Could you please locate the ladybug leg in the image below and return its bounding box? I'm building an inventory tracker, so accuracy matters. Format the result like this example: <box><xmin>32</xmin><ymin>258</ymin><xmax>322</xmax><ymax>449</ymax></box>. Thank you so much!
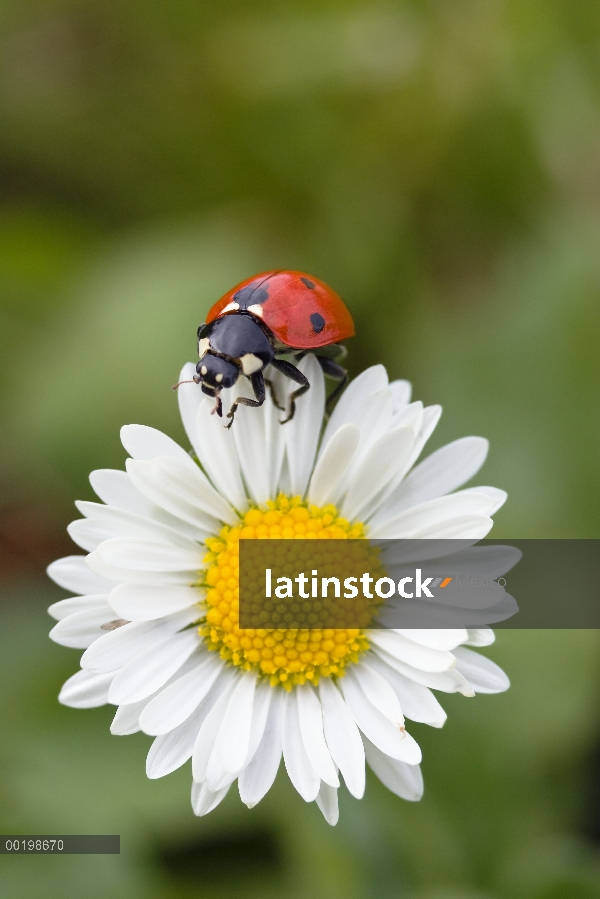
<box><xmin>315</xmin><ymin>355</ymin><xmax>348</xmax><ymax>410</ymax></box>
<box><xmin>263</xmin><ymin>377</ymin><xmax>286</xmax><ymax>412</ymax></box>
<box><xmin>225</xmin><ymin>372</ymin><xmax>266</xmax><ymax>429</ymax></box>
<box><xmin>269</xmin><ymin>358</ymin><xmax>310</xmax><ymax>424</ymax></box>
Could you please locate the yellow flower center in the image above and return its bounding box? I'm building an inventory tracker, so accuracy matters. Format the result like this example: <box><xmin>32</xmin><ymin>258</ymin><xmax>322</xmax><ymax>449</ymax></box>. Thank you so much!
<box><xmin>197</xmin><ymin>494</ymin><xmax>383</xmax><ymax>689</ymax></box>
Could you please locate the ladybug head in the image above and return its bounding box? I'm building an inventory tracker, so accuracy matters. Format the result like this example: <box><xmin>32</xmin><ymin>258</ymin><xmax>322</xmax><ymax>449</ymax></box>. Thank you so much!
<box><xmin>195</xmin><ymin>353</ymin><xmax>240</xmax><ymax>396</ymax></box>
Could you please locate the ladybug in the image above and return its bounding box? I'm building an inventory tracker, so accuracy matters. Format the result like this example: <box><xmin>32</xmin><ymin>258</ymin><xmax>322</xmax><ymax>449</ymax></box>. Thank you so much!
<box><xmin>183</xmin><ymin>270</ymin><xmax>355</xmax><ymax>427</ymax></box>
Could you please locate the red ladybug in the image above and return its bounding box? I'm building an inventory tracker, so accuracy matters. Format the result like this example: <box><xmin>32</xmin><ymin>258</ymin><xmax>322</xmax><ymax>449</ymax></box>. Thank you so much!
<box><xmin>187</xmin><ymin>270</ymin><xmax>355</xmax><ymax>427</ymax></box>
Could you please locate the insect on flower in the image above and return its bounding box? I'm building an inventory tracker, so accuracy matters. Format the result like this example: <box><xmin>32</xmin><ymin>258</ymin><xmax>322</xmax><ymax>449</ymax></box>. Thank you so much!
<box><xmin>175</xmin><ymin>270</ymin><xmax>355</xmax><ymax>427</ymax></box>
<box><xmin>48</xmin><ymin>361</ymin><xmax>511</xmax><ymax>825</ymax></box>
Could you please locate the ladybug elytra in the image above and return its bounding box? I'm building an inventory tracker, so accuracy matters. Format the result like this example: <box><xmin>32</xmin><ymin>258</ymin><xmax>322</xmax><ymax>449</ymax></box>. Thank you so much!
<box><xmin>182</xmin><ymin>270</ymin><xmax>355</xmax><ymax>427</ymax></box>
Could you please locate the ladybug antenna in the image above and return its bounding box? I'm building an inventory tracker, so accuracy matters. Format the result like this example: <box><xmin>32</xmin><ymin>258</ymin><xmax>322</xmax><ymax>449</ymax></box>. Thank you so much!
<box><xmin>171</xmin><ymin>376</ymin><xmax>201</xmax><ymax>391</ymax></box>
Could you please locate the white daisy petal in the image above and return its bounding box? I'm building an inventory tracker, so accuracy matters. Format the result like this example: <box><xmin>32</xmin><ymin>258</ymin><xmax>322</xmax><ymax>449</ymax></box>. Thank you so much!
<box><xmin>366</xmin><ymin>654</ymin><xmax>448</xmax><ymax>727</ymax></box>
<box><xmin>89</xmin><ymin>469</ymin><xmax>156</xmax><ymax>516</ymax></box>
<box><xmin>307</xmin><ymin>423</ymin><xmax>360</xmax><ymax>506</ymax></box>
<box><xmin>139</xmin><ymin>653</ymin><xmax>223</xmax><ymax>735</ymax></box>
<box><xmin>296</xmin><ymin>685</ymin><xmax>339</xmax><ymax>788</ymax></box>
<box><xmin>109</xmin><ymin>583</ymin><xmax>201</xmax><ymax>621</ymax></box>
<box><xmin>195</xmin><ymin>398</ymin><xmax>247</xmax><ymax>510</ymax></box>
<box><xmin>364</xmin><ymin>738</ymin><xmax>424</xmax><ymax>801</ymax></box>
<box><xmin>465</xmin><ymin>627</ymin><xmax>496</xmax><ymax>647</ymax></box>
<box><xmin>125</xmin><ymin>459</ymin><xmax>219</xmax><ymax>535</ymax></box>
<box><xmin>88</xmin><ymin>472</ymin><xmax>203</xmax><ymax>539</ymax></box>
<box><xmin>282</xmin><ymin>689</ymin><xmax>320</xmax><ymax>802</ymax></box>
<box><xmin>263</xmin><ymin>365</ymin><xmax>289</xmax><ymax>499</ymax></box>
<box><xmin>344</xmin><ymin>389</ymin><xmax>394</xmax><ymax>470</ymax></box>
<box><xmin>48</xmin><ymin>593</ymin><xmax>109</xmax><ymax>622</ymax></box>
<box><xmin>111</xmin><ymin>698</ymin><xmax>152</xmax><ymax>735</ymax></box>
<box><xmin>86</xmin><ymin>548</ymin><xmax>196</xmax><ymax>586</ymax></box>
<box><xmin>391</xmin><ymin>400</ymin><xmax>423</xmax><ymax>433</ymax></box>
<box><xmin>393</xmin><ymin>731</ymin><xmax>421</xmax><ymax>764</ymax></box>
<box><xmin>382</xmin><ymin>405</ymin><xmax>443</xmax><ymax>502</ymax></box>
<box><xmin>321</xmin><ymin>364</ymin><xmax>388</xmax><ymax>448</ymax></box>
<box><xmin>160</xmin><ymin>456</ymin><xmax>239</xmax><ymax>525</ymax></box>
<box><xmin>146</xmin><ymin>692</ymin><xmax>220</xmax><ymax>779</ymax></box>
<box><xmin>459</xmin><ymin>486</ymin><xmax>507</xmax><ymax>515</ymax></box>
<box><xmin>49</xmin><ymin>601</ymin><xmax>115</xmax><ymax>649</ymax></box>
<box><xmin>108</xmin><ymin>629</ymin><xmax>200</xmax><ymax>705</ymax></box>
<box><xmin>47</xmin><ymin>555</ymin><xmax>116</xmax><ymax>595</ymax></box>
<box><xmin>176</xmin><ymin>363</ymin><xmax>204</xmax><ymax>458</ymax></box>
<box><xmin>319</xmin><ymin>678</ymin><xmax>365</xmax><ymax>799</ymax></box>
<box><xmin>129</xmin><ymin>456</ymin><xmax>236</xmax><ymax>527</ymax></box>
<box><xmin>67</xmin><ymin>519</ymin><xmax>110</xmax><ymax>553</ymax></box>
<box><xmin>389</xmin><ymin>379</ymin><xmax>412</xmax><ymax>412</ymax></box>
<box><xmin>213</xmin><ymin>673</ymin><xmax>257</xmax><ymax>774</ymax></box>
<box><xmin>392</xmin><ymin>687</ymin><xmax>446</xmax><ymax>728</ymax></box>
<box><xmin>370</xmin><ymin>491</ymin><xmax>499</xmax><ymax>539</ymax></box>
<box><xmin>330</xmin><ymin>389</ymin><xmax>398</xmax><ymax>503</ymax></box>
<box><xmin>110</xmin><ymin>667</ymin><xmax>200</xmax><ymax>736</ymax></box>
<box><xmin>409</xmin><ymin>404</ymin><xmax>442</xmax><ymax>463</ymax></box>
<box><xmin>374</xmin><ymin>403</ymin><xmax>443</xmax><ymax>521</ymax></box>
<box><xmin>120</xmin><ymin>424</ymin><xmax>198</xmax><ymax>471</ymax></box>
<box><xmin>347</xmin><ymin>663</ymin><xmax>403</xmax><ymax>726</ymax></box>
<box><xmin>59</xmin><ymin>670</ymin><xmax>115</xmax><ymax>708</ymax></box>
<box><xmin>232</xmin><ymin>380</ymin><xmax>279</xmax><ymax>505</ymax></box>
<box><xmin>68</xmin><ymin>515</ymin><xmax>199</xmax><ymax>554</ymax></box>
<box><xmin>374</xmin><ymin>597</ymin><xmax>486</xmax><ymax>630</ymax></box>
<box><xmin>340</xmin><ymin>673</ymin><xmax>419</xmax><ymax>763</ymax></box>
<box><xmin>242</xmin><ymin>681</ymin><xmax>273</xmax><ymax>767</ymax></box>
<box><xmin>81</xmin><ymin>611</ymin><xmax>193</xmax><ymax>673</ymax></box>
<box><xmin>191</xmin><ymin>781</ymin><xmax>231</xmax><ymax>816</ymax></box>
<box><xmin>95</xmin><ymin>537</ymin><xmax>201</xmax><ymax>574</ymax></box>
<box><xmin>340</xmin><ymin>426</ymin><xmax>414</xmax><ymax>522</ymax></box>
<box><xmin>315</xmin><ymin>781</ymin><xmax>339</xmax><ymax>826</ymax></box>
<box><xmin>192</xmin><ymin>675</ymin><xmax>238</xmax><ymax>783</ymax></box>
<box><xmin>391</xmin><ymin>629</ymin><xmax>468</xmax><ymax>652</ymax></box>
<box><xmin>392</xmin><ymin>514</ymin><xmax>494</xmax><ymax>540</ymax></box>
<box><xmin>277</xmin><ymin>454</ymin><xmax>293</xmax><ymax>495</ymax></box>
<box><xmin>372</xmin><ymin>645</ymin><xmax>474</xmax><ymax>696</ymax></box>
<box><xmin>463</xmin><ymin>544</ymin><xmax>521</xmax><ymax>577</ymax></box>
<box><xmin>453</xmin><ymin>646</ymin><xmax>510</xmax><ymax>693</ymax></box>
<box><xmin>285</xmin><ymin>354</ymin><xmax>326</xmax><ymax>497</ymax></box>
<box><xmin>73</xmin><ymin>503</ymin><xmax>201</xmax><ymax>550</ymax></box>
<box><xmin>228</xmin><ymin>378</ymin><xmax>269</xmax><ymax>503</ymax></box>
<box><xmin>368</xmin><ymin>631</ymin><xmax>455</xmax><ymax>673</ymax></box>
<box><xmin>205</xmin><ymin>754</ymin><xmax>239</xmax><ymax>793</ymax></box>
<box><xmin>379</xmin><ymin>437</ymin><xmax>489</xmax><ymax>518</ymax></box>
<box><xmin>382</xmin><ymin>543</ymin><xmax>520</xmax><ymax>578</ymax></box>
<box><xmin>238</xmin><ymin>690</ymin><xmax>284</xmax><ymax>808</ymax></box>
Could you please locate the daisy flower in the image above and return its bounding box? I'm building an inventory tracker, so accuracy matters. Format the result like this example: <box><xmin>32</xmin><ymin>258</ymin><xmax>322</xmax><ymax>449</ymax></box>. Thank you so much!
<box><xmin>48</xmin><ymin>358</ymin><xmax>510</xmax><ymax>824</ymax></box>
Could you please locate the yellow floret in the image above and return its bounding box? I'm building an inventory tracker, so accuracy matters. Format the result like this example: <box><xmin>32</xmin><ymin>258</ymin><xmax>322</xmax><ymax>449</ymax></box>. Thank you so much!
<box><xmin>197</xmin><ymin>494</ymin><xmax>379</xmax><ymax>688</ymax></box>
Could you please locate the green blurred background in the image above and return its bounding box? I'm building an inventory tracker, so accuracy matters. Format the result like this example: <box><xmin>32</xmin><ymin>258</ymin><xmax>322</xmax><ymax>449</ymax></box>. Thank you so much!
<box><xmin>1</xmin><ymin>1</ymin><xmax>599</xmax><ymax>896</ymax></box>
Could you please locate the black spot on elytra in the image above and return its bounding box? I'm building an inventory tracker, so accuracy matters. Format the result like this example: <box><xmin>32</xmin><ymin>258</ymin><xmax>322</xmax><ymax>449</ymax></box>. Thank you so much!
<box><xmin>300</xmin><ymin>277</ymin><xmax>316</xmax><ymax>289</ymax></box>
<box><xmin>233</xmin><ymin>285</ymin><xmax>269</xmax><ymax>308</ymax></box>
<box><xmin>310</xmin><ymin>312</ymin><xmax>326</xmax><ymax>333</ymax></box>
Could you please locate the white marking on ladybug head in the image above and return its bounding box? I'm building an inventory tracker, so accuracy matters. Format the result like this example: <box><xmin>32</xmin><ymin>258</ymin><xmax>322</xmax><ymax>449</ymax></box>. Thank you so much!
<box><xmin>240</xmin><ymin>353</ymin><xmax>264</xmax><ymax>375</ymax></box>
<box><xmin>221</xmin><ymin>301</ymin><xmax>240</xmax><ymax>314</ymax></box>
<box><xmin>200</xmin><ymin>365</ymin><xmax>208</xmax><ymax>376</ymax></box>
<box><xmin>215</xmin><ymin>373</ymin><xmax>223</xmax><ymax>382</ymax></box>
<box><xmin>198</xmin><ymin>337</ymin><xmax>210</xmax><ymax>358</ymax></box>
<box><xmin>247</xmin><ymin>303</ymin><xmax>264</xmax><ymax>318</ymax></box>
